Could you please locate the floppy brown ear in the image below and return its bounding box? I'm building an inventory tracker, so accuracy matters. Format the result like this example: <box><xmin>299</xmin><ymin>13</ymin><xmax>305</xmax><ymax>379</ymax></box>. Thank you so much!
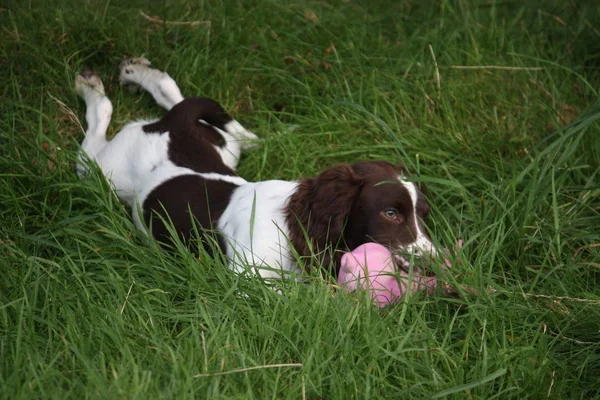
<box><xmin>286</xmin><ymin>163</ymin><xmax>364</xmax><ymax>260</ymax></box>
<box><xmin>309</xmin><ymin>163</ymin><xmax>364</xmax><ymax>236</ymax></box>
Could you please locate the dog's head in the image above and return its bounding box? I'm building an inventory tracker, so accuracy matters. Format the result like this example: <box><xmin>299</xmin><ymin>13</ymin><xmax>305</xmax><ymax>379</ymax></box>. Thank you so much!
<box><xmin>343</xmin><ymin>161</ymin><xmax>436</xmax><ymax>271</ymax></box>
<box><xmin>287</xmin><ymin>161</ymin><xmax>437</xmax><ymax>272</ymax></box>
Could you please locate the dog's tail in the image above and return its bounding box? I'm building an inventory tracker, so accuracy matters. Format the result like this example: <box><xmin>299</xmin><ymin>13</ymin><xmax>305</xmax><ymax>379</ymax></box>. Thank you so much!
<box><xmin>178</xmin><ymin>97</ymin><xmax>233</xmax><ymax>132</ymax></box>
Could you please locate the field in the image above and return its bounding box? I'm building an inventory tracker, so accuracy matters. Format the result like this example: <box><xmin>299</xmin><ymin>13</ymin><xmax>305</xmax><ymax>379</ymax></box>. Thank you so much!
<box><xmin>1</xmin><ymin>0</ymin><xmax>599</xmax><ymax>398</ymax></box>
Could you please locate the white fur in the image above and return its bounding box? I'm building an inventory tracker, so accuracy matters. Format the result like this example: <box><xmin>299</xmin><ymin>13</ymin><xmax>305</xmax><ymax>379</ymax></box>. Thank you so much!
<box><xmin>218</xmin><ymin>180</ymin><xmax>302</xmax><ymax>279</ymax></box>
<box><xmin>202</xmin><ymin>122</ymin><xmax>259</xmax><ymax>170</ymax></box>
<box><xmin>119</xmin><ymin>58</ymin><xmax>258</xmax><ymax>171</ymax></box>
<box><xmin>76</xmin><ymin>65</ymin><xmax>293</xmax><ymax>279</ymax></box>
<box><xmin>75</xmin><ymin>74</ymin><xmax>112</xmax><ymax>177</ymax></box>
<box><xmin>399</xmin><ymin>178</ymin><xmax>437</xmax><ymax>257</ymax></box>
<box><xmin>208</xmin><ymin>124</ymin><xmax>243</xmax><ymax>170</ymax></box>
<box><xmin>224</xmin><ymin>120</ymin><xmax>260</xmax><ymax>150</ymax></box>
<box><xmin>119</xmin><ymin>57</ymin><xmax>184</xmax><ymax>110</ymax></box>
<box><xmin>76</xmin><ymin>60</ymin><xmax>257</xmax><ymax>196</ymax></box>
<box><xmin>76</xmin><ymin>60</ymin><xmax>436</xmax><ymax>281</ymax></box>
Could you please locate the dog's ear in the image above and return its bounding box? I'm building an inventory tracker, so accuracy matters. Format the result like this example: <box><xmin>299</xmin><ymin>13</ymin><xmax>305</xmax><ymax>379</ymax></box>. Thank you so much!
<box><xmin>286</xmin><ymin>164</ymin><xmax>364</xmax><ymax>267</ymax></box>
<box><xmin>306</xmin><ymin>163</ymin><xmax>364</xmax><ymax>239</ymax></box>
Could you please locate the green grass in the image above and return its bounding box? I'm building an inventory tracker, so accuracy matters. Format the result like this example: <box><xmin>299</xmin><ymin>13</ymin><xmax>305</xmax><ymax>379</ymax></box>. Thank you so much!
<box><xmin>1</xmin><ymin>0</ymin><xmax>600</xmax><ymax>398</ymax></box>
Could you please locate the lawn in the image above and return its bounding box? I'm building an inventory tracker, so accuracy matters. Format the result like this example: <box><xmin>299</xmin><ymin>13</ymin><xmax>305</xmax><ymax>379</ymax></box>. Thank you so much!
<box><xmin>1</xmin><ymin>0</ymin><xmax>599</xmax><ymax>398</ymax></box>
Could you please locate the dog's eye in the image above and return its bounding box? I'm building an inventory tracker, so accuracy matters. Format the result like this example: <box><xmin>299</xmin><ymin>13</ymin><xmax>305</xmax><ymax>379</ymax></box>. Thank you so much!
<box><xmin>382</xmin><ymin>209</ymin><xmax>401</xmax><ymax>221</ymax></box>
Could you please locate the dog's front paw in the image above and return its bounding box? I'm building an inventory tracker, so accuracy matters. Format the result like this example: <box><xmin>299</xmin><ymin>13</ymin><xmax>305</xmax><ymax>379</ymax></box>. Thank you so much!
<box><xmin>119</xmin><ymin>57</ymin><xmax>152</xmax><ymax>92</ymax></box>
<box><xmin>119</xmin><ymin>57</ymin><xmax>151</xmax><ymax>71</ymax></box>
<box><xmin>75</xmin><ymin>70</ymin><xmax>105</xmax><ymax>98</ymax></box>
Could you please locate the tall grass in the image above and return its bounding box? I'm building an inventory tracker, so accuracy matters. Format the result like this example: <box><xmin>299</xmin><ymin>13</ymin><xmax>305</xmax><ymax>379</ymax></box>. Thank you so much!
<box><xmin>1</xmin><ymin>0</ymin><xmax>599</xmax><ymax>398</ymax></box>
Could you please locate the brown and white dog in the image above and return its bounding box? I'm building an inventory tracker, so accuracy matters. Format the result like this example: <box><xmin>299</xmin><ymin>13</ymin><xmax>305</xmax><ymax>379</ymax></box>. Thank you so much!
<box><xmin>75</xmin><ymin>58</ymin><xmax>436</xmax><ymax>279</ymax></box>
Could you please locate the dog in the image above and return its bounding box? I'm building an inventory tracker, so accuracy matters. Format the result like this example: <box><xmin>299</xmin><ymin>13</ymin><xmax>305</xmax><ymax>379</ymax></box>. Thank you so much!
<box><xmin>75</xmin><ymin>58</ymin><xmax>437</xmax><ymax>279</ymax></box>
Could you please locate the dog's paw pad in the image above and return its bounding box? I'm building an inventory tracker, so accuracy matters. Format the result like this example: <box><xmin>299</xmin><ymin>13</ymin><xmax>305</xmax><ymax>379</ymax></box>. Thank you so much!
<box><xmin>75</xmin><ymin>70</ymin><xmax>105</xmax><ymax>97</ymax></box>
<box><xmin>119</xmin><ymin>57</ymin><xmax>152</xmax><ymax>87</ymax></box>
<box><xmin>119</xmin><ymin>57</ymin><xmax>151</xmax><ymax>69</ymax></box>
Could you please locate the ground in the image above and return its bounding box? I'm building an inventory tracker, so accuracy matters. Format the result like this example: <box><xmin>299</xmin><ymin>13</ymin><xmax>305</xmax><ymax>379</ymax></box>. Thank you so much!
<box><xmin>1</xmin><ymin>0</ymin><xmax>599</xmax><ymax>398</ymax></box>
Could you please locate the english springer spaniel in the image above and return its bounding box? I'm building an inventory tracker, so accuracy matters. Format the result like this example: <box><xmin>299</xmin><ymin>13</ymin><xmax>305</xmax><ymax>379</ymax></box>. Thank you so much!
<box><xmin>75</xmin><ymin>58</ymin><xmax>436</xmax><ymax>279</ymax></box>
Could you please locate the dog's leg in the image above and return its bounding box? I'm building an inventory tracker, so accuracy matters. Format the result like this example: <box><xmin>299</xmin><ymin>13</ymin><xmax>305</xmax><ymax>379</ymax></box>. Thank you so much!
<box><xmin>75</xmin><ymin>70</ymin><xmax>113</xmax><ymax>177</ymax></box>
<box><xmin>119</xmin><ymin>57</ymin><xmax>260</xmax><ymax>166</ymax></box>
<box><xmin>210</xmin><ymin>121</ymin><xmax>260</xmax><ymax>170</ymax></box>
<box><xmin>222</xmin><ymin>119</ymin><xmax>260</xmax><ymax>151</ymax></box>
<box><xmin>119</xmin><ymin>57</ymin><xmax>184</xmax><ymax>110</ymax></box>
<box><xmin>119</xmin><ymin>58</ymin><xmax>259</xmax><ymax>145</ymax></box>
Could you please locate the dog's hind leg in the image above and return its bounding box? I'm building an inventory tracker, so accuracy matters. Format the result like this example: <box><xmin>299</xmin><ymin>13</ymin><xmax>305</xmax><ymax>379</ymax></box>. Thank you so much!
<box><xmin>119</xmin><ymin>57</ymin><xmax>259</xmax><ymax>163</ymax></box>
<box><xmin>119</xmin><ymin>57</ymin><xmax>184</xmax><ymax>110</ymax></box>
<box><xmin>75</xmin><ymin>70</ymin><xmax>113</xmax><ymax>177</ymax></box>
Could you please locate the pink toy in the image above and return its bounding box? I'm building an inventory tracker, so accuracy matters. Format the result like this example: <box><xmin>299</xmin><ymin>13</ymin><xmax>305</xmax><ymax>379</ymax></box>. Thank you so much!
<box><xmin>338</xmin><ymin>242</ymin><xmax>454</xmax><ymax>307</ymax></box>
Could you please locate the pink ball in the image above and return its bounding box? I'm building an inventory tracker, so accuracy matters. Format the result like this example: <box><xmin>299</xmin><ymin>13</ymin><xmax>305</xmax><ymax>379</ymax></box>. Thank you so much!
<box><xmin>338</xmin><ymin>243</ymin><xmax>440</xmax><ymax>307</ymax></box>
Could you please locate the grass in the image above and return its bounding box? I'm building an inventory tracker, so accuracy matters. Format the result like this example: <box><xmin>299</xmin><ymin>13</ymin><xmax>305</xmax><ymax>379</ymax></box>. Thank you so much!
<box><xmin>1</xmin><ymin>0</ymin><xmax>599</xmax><ymax>398</ymax></box>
